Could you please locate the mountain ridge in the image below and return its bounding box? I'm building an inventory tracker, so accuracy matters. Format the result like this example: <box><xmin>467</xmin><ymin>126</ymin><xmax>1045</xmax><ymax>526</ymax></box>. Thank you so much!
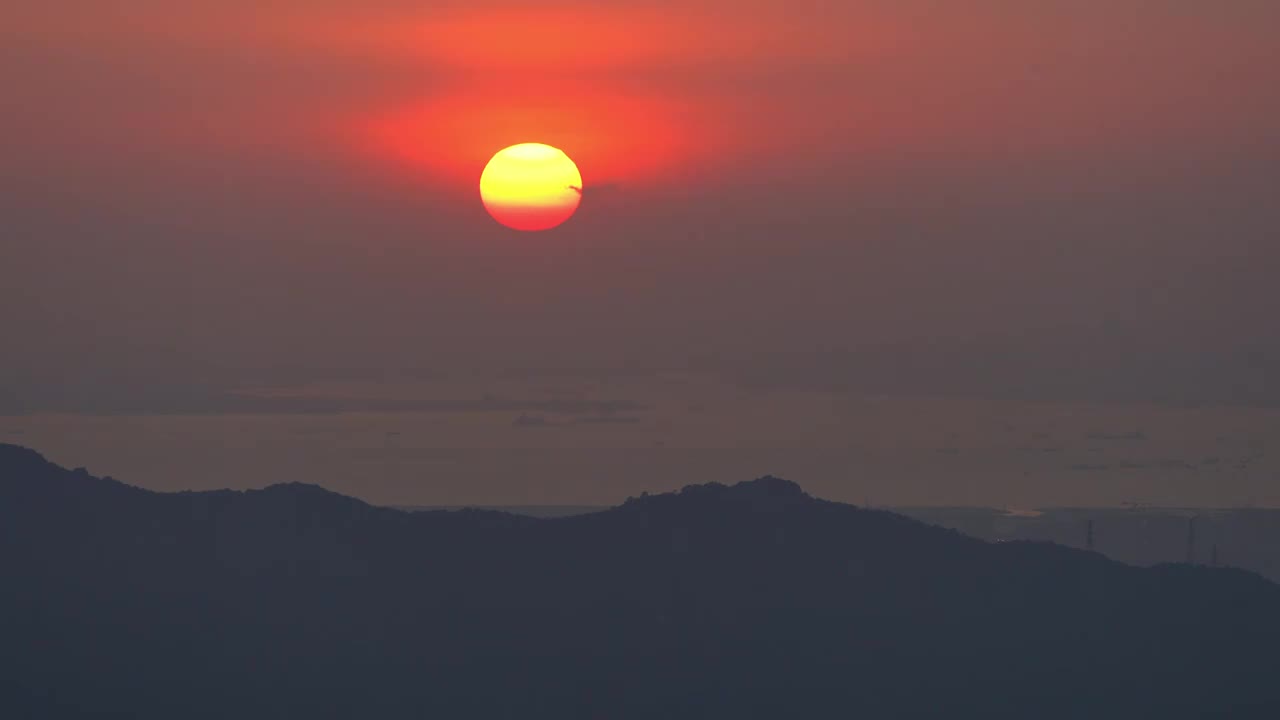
<box><xmin>2</xmin><ymin>443</ymin><xmax>1278</xmax><ymax>719</ymax></box>
<box><xmin>0</xmin><ymin>443</ymin><xmax>817</xmax><ymax>515</ymax></box>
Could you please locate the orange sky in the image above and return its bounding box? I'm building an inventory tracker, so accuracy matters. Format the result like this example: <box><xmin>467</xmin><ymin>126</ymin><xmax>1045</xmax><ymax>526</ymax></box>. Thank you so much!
<box><xmin>6</xmin><ymin>1</ymin><xmax>1277</xmax><ymax>192</ymax></box>
<box><xmin>3</xmin><ymin>0</ymin><xmax>1280</xmax><ymax>503</ymax></box>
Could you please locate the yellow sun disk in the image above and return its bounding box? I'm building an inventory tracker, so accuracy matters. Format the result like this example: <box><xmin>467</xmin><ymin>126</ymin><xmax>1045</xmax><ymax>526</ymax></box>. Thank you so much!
<box><xmin>480</xmin><ymin>144</ymin><xmax>582</xmax><ymax>231</ymax></box>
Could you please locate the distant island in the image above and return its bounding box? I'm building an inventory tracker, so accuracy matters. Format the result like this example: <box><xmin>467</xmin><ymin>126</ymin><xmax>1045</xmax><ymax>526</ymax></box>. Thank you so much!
<box><xmin>3</xmin><ymin>443</ymin><xmax>1278</xmax><ymax>719</ymax></box>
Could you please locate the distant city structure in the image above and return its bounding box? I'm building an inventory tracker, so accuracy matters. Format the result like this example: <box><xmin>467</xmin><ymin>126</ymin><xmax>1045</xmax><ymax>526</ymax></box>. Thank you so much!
<box><xmin>895</xmin><ymin>506</ymin><xmax>1280</xmax><ymax>582</ymax></box>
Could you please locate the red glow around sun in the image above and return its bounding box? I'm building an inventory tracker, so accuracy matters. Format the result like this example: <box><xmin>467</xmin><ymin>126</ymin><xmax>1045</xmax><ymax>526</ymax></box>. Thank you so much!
<box><xmin>358</xmin><ymin>85</ymin><xmax>692</xmax><ymax>192</ymax></box>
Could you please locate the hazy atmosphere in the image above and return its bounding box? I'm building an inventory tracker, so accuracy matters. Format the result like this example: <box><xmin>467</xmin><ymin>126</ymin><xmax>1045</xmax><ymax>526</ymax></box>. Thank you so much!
<box><xmin>7</xmin><ymin>4</ymin><xmax>1280</xmax><ymax>718</ymax></box>
<box><xmin>5</xmin><ymin>0</ymin><xmax>1279</xmax><ymax>506</ymax></box>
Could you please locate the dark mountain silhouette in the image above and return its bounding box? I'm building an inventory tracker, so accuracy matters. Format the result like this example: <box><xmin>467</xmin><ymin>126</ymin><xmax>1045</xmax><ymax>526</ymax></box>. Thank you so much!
<box><xmin>898</xmin><ymin>505</ymin><xmax>1280</xmax><ymax>582</ymax></box>
<box><xmin>2</xmin><ymin>443</ymin><xmax>1278</xmax><ymax>718</ymax></box>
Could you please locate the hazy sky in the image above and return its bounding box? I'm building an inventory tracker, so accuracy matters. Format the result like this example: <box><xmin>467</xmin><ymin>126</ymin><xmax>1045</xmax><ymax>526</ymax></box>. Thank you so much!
<box><xmin>3</xmin><ymin>1</ymin><xmax>1278</xmax><ymax>504</ymax></box>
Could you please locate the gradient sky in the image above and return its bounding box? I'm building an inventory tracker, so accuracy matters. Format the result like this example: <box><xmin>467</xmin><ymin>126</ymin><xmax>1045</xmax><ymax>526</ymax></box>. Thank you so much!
<box><xmin>3</xmin><ymin>1</ymin><xmax>1279</xmax><ymax>505</ymax></box>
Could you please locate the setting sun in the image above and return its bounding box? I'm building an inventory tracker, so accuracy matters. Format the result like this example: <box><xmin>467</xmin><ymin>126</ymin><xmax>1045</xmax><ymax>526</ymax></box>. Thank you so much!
<box><xmin>479</xmin><ymin>143</ymin><xmax>582</xmax><ymax>231</ymax></box>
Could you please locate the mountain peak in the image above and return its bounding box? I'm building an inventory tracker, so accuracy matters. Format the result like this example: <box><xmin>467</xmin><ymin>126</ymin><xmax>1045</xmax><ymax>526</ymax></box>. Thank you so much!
<box><xmin>249</xmin><ymin>481</ymin><xmax>373</xmax><ymax>510</ymax></box>
<box><xmin>675</xmin><ymin>475</ymin><xmax>809</xmax><ymax>502</ymax></box>
<box><xmin>617</xmin><ymin>475</ymin><xmax>813</xmax><ymax>513</ymax></box>
<box><xmin>256</xmin><ymin>481</ymin><xmax>349</xmax><ymax>497</ymax></box>
<box><xmin>0</xmin><ymin>443</ymin><xmax>49</xmax><ymax>469</ymax></box>
<box><xmin>731</xmin><ymin>475</ymin><xmax>808</xmax><ymax>498</ymax></box>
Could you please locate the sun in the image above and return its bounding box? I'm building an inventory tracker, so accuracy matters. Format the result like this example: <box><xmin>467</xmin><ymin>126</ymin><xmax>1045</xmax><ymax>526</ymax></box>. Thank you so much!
<box><xmin>480</xmin><ymin>144</ymin><xmax>582</xmax><ymax>231</ymax></box>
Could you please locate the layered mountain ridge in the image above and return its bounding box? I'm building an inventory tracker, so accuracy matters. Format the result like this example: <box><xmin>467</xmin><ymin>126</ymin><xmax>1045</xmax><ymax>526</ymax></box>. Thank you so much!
<box><xmin>1</xmin><ymin>444</ymin><xmax>1277</xmax><ymax>719</ymax></box>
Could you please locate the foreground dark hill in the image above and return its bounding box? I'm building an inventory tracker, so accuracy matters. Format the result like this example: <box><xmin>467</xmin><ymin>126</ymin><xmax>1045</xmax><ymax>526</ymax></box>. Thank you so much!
<box><xmin>2</xmin><ymin>445</ymin><xmax>1277</xmax><ymax>719</ymax></box>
